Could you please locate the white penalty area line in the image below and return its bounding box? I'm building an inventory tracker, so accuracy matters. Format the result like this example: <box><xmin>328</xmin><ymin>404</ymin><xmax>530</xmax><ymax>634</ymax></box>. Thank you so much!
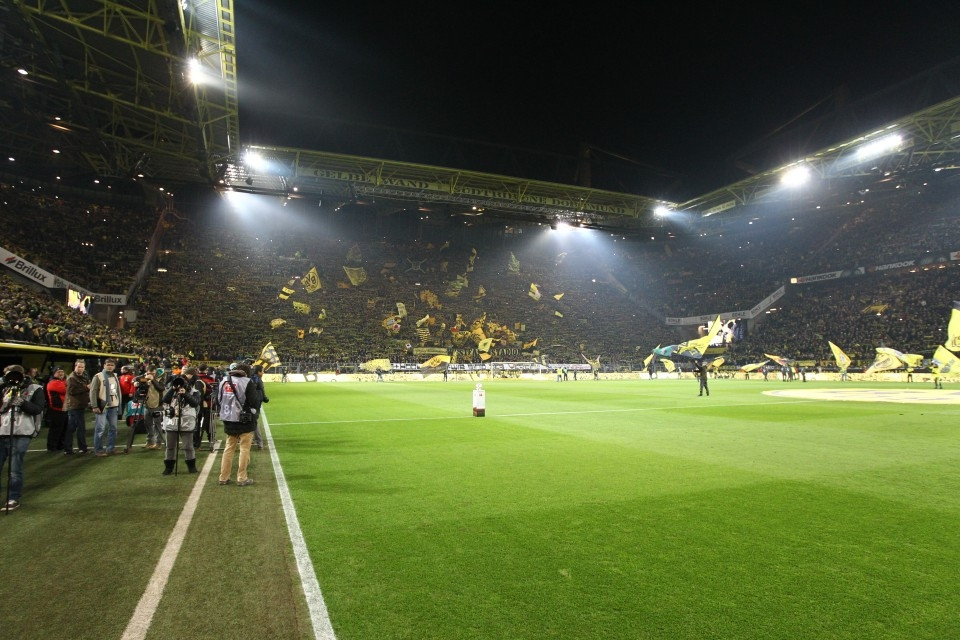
<box><xmin>270</xmin><ymin>399</ymin><xmax>821</xmax><ymax>427</ymax></box>
<box><xmin>121</xmin><ymin>442</ymin><xmax>220</xmax><ymax>640</ymax></box>
<box><xmin>261</xmin><ymin>408</ymin><xmax>337</xmax><ymax>640</ymax></box>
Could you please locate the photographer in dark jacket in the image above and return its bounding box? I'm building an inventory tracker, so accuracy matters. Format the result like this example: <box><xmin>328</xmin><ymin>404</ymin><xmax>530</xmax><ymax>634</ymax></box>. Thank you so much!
<box><xmin>217</xmin><ymin>363</ymin><xmax>261</xmax><ymax>486</ymax></box>
<box><xmin>1</xmin><ymin>365</ymin><xmax>47</xmax><ymax>510</ymax></box>
<box><xmin>250</xmin><ymin>364</ymin><xmax>268</xmax><ymax>450</ymax></box>
<box><xmin>193</xmin><ymin>364</ymin><xmax>217</xmax><ymax>450</ymax></box>
<box><xmin>140</xmin><ymin>365</ymin><xmax>167</xmax><ymax>451</ymax></box>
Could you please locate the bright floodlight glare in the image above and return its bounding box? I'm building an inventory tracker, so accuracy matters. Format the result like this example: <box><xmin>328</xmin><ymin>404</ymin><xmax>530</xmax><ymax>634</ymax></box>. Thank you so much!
<box><xmin>856</xmin><ymin>133</ymin><xmax>902</xmax><ymax>162</ymax></box>
<box><xmin>654</xmin><ymin>205</ymin><xmax>671</xmax><ymax>217</ymax></box>
<box><xmin>781</xmin><ymin>165</ymin><xmax>811</xmax><ymax>188</ymax></box>
<box><xmin>244</xmin><ymin>150</ymin><xmax>267</xmax><ymax>171</ymax></box>
<box><xmin>554</xmin><ymin>221</ymin><xmax>572</xmax><ymax>232</ymax></box>
<box><xmin>187</xmin><ymin>58</ymin><xmax>203</xmax><ymax>84</ymax></box>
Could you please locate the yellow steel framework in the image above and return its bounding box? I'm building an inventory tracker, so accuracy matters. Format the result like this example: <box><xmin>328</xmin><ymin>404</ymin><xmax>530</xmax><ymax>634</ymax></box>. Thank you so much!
<box><xmin>2</xmin><ymin>1</ymin><xmax>960</xmax><ymax>230</ymax></box>
<box><xmin>3</xmin><ymin>0</ymin><xmax>237</xmax><ymax>184</ymax></box>
<box><xmin>222</xmin><ymin>146</ymin><xmax>670</xmax><ymax>224</ymax></box>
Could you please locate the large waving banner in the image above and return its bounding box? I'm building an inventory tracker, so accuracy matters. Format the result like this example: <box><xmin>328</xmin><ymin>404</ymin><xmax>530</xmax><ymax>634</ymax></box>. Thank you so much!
<box><xmin>933</xmin><ymin>345</ymin><xmax>960</xmax><ymax>373</ymax></box>
<box><xmin>827</xmin><ymin>341</ymin><xmax>851</xmax><ymax>371</ymax></box>
<box><xmin>947</xmin><ymin>301</ymin><xmax>960</xmax><ymax>352</ymax></box>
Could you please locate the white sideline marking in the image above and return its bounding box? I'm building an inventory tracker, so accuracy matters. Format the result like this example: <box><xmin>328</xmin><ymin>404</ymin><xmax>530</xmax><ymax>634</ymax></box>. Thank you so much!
<box><xmin>262</xmin><ymin>409</ymin><xmax>337</xmax><ymax>640</ymax></box>
<box><xmin>120</xmin><ymin>443</ymin><xmax>220</xmax><ymax>640</ymax></box>
<box><xmin>270</xmin><ymin>399</ymin><xmax>819</xmax><ymax>427</ymax></box>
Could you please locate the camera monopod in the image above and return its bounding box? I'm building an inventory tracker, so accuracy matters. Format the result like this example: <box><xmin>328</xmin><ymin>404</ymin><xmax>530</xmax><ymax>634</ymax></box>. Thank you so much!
<box><xmin>171</xmin><ymin>392</ymin><xmax>184</xmax><ymax>476</ymax></box>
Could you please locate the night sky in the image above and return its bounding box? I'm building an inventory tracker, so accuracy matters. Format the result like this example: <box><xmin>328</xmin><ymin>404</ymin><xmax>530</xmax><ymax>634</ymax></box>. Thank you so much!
<box><xmin>234</xmin><ymin>3</ymin><xmax>960</xmax><ymax>200</ymax></box>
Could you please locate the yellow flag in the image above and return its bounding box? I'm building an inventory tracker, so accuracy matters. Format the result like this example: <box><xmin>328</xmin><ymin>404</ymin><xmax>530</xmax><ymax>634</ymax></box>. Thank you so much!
<box><xmin>676</xmin><ymin>316</ymin><xmax>721</xmax><ymax>359</ymax></box>
<box><xmin>528</xmin><ymin>283</ymin><xmax>541</xmax><ymax>301</ymax></box>
<box><xmin>382</xmin><ymin>315</ymin><xmax>402</xmax><ymax>331</ymax></box>
<box><xmin>297</xmin><ymin>329</ymin><xmax>305</xmax><ymax>339</ymax></box>
<box><xmin>278</xmin><ymin>278</ymin><xmax>295</xmax><ymax>300</ymax></box>
<box><xmin>707</xmin><ymin>357</ymin><xmax>725</xmax><ymax>369</ymax></box>
<box><xmin>933</xmin><ymin>344</ymin><xmax>960</xmax><ymax>373</ymax></box>
<box><xmin>660</xmin><ymin>359</ymin><xmax>676</xmax><ymax>372</ymax></box>
<box><xmin>420</xmin><ymin>355</ymin><xmax>451</xmax><ymax>375</ymax></box>
<box><xmin>253</xmin><ymin>342</ymin><xmax>281</xmax><ymax>370</ymax></box>
<box><xmin>554</xmin><ymin>311</ymin><xmax>564</xmax><ymax>318</ymax></box>
<box><xmin>739</xmin><ymin>360</ymin><xmax>768</xmax><ymax>372</ymax></box>
<box><xmin>642</xmin><ymin>352</ymin><xmax>655</xmax><ymax>368</ymax></box>
<box><xmin>477</xmin><ymin>338</ymin><xmax>494</xmax><ymax>353</ymax></box>
<box><xmin>479</xmin><ymin>352</ymin><xmax>493</xmax><ymax>361</ymax></box>
<box><xmin>902</xmin><ymin>353</ymin><xmax>923</xmax><ymax>369</ymax></box>
<box><xmin>360</xmin><ymin>359</ymin><xmax>391</xmax><ymax>372</ymax></box>
<box><xmin>302</xmin><ymin>267</ymin><xmax>321</xmax><ymax>293</ymax></box>
<box><xmin>522</xmin><ymin>337</ymin><xmax>539</xmax><ymax>350</ymax></box>
<box><xmin>865</xmin><ymin>348</ymin><xmax>904</xmax><ymax>374</ymax></box>
<box><xmin>292</xmin><ymin>301</ymin><xmax>310</xmax><ymax>314</ymax></box>
<box><xmin>269</xmin><ymin>318</ymin><xmax>286</xmax><ymax>329</ymax></box>
<box><xmin>827</xmin><ymin>341</ymin><xmax>851</xmax><ymax>371</ymax></box>
<box><xmin>553</xmin><ymin>293</ymin><xmax>564</xmax><ymax>300</ymax></box>
<box><xmin>764</xmin><ymin>353</ymin><xmax>790</xmax><ymax>367</ymax></box>
<box><xmin>342</xmin><ymin>266</ymin><xmax>367</xmax><ymax>286</ymax></box>
<box><xmin>947</xmin><ymin>301</ymin><xmax>960</xmax><ymax>352</ymax></box>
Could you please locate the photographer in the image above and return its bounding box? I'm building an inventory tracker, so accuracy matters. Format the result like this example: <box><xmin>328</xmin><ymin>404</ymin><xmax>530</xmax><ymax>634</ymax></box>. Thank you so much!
<box><xmin>161</xmin><ymin>370</ymin><xmax>201</xmax><ymax>475</ymax></box>
<box><xmin>139</xmin><ymin>365</ymin><xmax>166</xmax><ymax>451</ymax></box>
<box><xmin>217</xmin><ymin>362</ymin><xmax>261</xmax><ymax>486</ymax></box>
<box><xmin>250</xmin><ymin>364</ymin><xmax>269</xmax><ymax>450</ymax></box>
<box><xmin>1</xmin><ymin>364</ymin><xmax>46</xmax><ymax>511</ymax></box>
<box><xmin>193</xmin><ymin>364</ymin><xmax>217</xmax><ymax>450</ymax></box>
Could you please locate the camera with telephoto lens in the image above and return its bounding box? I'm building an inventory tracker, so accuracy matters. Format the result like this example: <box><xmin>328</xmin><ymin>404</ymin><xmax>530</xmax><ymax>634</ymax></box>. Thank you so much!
<box><xmin>170</xmin><ymin>375</ymin><xmax>188</xmax><ymax>390</ymax></box>
<box><xmin>134</xmin><ymin>375</ymin><xmax>151</xmax><ymax>399</ymax></box>
<box><xmin>0</xmin><ymin>369</ymin><xmax>25</xmax><ymax>389</ymax></box>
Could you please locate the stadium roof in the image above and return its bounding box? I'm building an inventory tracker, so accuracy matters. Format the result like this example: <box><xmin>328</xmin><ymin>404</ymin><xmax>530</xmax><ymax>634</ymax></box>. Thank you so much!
<box><xmin>3</xmin><ymin>2</ymin><xmax>960</xmax><ymax>231</ymax></box>
<box><xmin>0</xmin><ymin>0</ymin><xmax>237</xmax><ymax>185</ymax></box>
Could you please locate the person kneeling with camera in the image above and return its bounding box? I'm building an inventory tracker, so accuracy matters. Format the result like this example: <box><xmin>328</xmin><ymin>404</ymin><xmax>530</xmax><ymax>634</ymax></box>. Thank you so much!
<box><xmin>161</xmin><ymin>369</ymin><xmax>202</xmax><ymax>475</ymax></box>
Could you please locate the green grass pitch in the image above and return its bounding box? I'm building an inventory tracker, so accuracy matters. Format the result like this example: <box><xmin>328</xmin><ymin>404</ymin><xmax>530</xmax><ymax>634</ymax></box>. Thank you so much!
<box><xmin>266</xmin><ymin>378</ymin><xmax>960</xmax><ymax>639</ymax></box>
<box><xmin>1</xmin><ymin>378</ymin><xmax>957</xmax><ymax>639</ymax></box>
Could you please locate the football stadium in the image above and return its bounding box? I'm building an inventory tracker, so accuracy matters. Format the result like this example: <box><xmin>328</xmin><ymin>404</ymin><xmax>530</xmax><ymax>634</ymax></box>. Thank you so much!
<box><xmin>1</xmin><ymin>4</ymin><xmax>960</xmax><ymax>640</ymax></box>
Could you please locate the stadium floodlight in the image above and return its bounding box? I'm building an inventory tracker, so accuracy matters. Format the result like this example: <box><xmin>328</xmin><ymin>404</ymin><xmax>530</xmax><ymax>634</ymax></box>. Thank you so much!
<box><xmin>780</xmin><ymin>164</ymin><xmax>811</xmax><ymax>188</ymax></box>
<box><xmin>554</xmin><ymin>220</ymin><xmax>572</xmax><ymax>232</ymax></box>
<box><xmin>654</xmin><ymin>205</ymin><xmax>671</xmax><ymax>217</ymax></box>
<box><xmin>187</xmin><ymin>58</ymin><xmax>206</xmax><ymax>84</ymax></box>
<box><xmin>855</xmin><ymin>133</ymin><xmax>902</xmax><ymax>162</ymax></box>
<box><xmin>244</xmin><ymin>150</ymin><xmax>268</xmax><ymax>171</ymax></box>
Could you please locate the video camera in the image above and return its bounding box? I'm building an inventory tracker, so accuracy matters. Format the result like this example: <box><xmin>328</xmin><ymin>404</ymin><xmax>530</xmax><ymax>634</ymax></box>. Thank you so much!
<box><xmin>0</xmin><ymin>369</ymin><xmax>25</xmax><ymax>389</ymax></box>
<box><xmin>170</xmin><ymin>375</ymin><xmax>189</xmax><ymax>390</ymax></box>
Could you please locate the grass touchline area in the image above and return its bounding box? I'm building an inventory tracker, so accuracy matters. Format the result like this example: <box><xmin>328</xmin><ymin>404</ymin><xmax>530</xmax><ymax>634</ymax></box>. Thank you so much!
<box><xmin>1</xmin><ymin>378</ymin><xmax>957</xmax><ymax>640</ymax></box>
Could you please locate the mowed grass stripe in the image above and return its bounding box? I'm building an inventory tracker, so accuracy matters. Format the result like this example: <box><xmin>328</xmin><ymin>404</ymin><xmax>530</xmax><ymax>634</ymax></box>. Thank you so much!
<box><xmin>264</xmin><ymin>380</ymin><xmax>960</xmax><ymax>639</ymax></box>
